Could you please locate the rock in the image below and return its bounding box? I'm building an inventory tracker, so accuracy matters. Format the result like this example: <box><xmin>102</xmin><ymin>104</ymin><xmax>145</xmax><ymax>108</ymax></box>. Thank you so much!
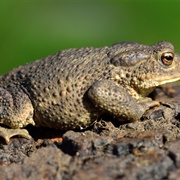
<box><xmin>0</xmin><ymin>146</ymin><xmax>72</xmax><ymax>180</ymax></box>
<box><xmin>0</xmin><ymin>85</ymin><xmax>180</xmax><ymax>179</ymax></box>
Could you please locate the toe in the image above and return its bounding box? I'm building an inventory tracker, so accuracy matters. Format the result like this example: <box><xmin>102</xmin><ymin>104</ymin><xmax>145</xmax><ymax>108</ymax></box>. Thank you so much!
<box><xmin>0</xmin><ymin>126</ymin><xmax>32</xmax><ymax>144</ymax></box>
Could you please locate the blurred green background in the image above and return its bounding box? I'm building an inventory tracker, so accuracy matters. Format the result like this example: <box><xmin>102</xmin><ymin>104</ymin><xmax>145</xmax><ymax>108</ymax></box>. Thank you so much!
<box><xmin>0</xmin><ymin>0</ymin><xmax>180</xmax><ymax>75</ymax></box>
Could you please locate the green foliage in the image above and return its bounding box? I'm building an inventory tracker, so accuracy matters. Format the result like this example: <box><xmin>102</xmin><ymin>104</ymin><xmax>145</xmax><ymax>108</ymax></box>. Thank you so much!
<box><xmin>0</xmin><ymin>0</ymin><xmax>180</xmax><ymax>74</ymax></box>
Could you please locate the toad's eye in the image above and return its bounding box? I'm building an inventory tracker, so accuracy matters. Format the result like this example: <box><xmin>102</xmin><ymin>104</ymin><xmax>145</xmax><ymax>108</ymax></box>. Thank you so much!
<box><xmin>161</xmin><ymin>52</ymin><xmax>174</xmax><ymax>66</ymax></box>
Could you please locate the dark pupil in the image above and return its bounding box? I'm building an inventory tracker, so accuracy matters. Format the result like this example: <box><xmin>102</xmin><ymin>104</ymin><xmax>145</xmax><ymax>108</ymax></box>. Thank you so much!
<box><xmin>165</xmin><ymin>55</ymin><xmax>173</xmax><ymax>61</ymax></box>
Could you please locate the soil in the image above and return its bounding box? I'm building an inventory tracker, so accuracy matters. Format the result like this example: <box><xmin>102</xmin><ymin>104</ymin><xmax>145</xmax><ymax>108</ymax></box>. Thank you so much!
<box><xmin>0</xmin><ymin>85</ymin><xmax>180</xmax><ymax>180</ymax></box>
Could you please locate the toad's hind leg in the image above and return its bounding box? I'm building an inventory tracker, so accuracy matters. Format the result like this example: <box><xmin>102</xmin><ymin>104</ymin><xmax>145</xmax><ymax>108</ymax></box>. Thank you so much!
<box><xmin>0</xmin><ymin>86</ymin><xmax>35</xmax><ymax>143</ymax></box>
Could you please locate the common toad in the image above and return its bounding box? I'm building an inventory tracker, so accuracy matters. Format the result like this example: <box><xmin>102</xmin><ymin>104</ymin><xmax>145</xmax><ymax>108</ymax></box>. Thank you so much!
<box><xmin>0</xmin><ymin>41</ymin><xmax>180</xmax><ymax>143</ymax></box>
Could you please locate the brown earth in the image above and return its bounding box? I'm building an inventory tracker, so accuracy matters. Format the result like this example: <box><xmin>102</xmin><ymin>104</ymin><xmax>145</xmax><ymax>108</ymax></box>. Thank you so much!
<box><xmin>0</xmin><ymin>85</ymin><xmax>180</xmax><ymax>180</ymax></box>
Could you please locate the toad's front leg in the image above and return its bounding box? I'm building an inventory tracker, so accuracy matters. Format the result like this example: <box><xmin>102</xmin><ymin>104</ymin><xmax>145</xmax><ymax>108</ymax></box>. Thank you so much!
<box><xmin>88</xmin><ymin>80</ymin><xmax>159</xmax><ymax>122</ymax></box>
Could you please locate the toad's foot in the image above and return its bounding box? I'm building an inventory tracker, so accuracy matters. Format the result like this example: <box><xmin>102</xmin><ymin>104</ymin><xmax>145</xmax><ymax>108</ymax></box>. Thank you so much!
<box><xmin>0</xmin><ymin>126</ymin><xmax>32</xmax><ymax>144</ymax></box>
<box><xmin>138</xmin><ymin>97</ymin><xmax>160</xmax><ymax>109</ymax></box>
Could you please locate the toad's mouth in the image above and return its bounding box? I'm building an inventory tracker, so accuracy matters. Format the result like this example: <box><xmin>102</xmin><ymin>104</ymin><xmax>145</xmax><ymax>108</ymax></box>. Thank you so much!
<box><xmin>157</xmin><ymin>77</ymin><xmax>180</xmax><ymax>85</ymax></box>
<box><xmin>139</xmin><ymin>76</ymin><xmax>180</xmax><ymax>89</ymax></box>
